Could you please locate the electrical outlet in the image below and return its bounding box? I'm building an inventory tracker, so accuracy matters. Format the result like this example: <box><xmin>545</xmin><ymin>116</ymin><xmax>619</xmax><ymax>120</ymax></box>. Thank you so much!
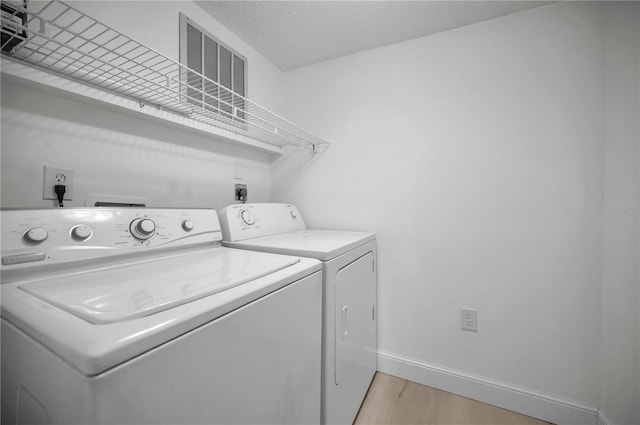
<box><xmin>235</xmin><ymin>184</ymin><xmax>247</xmax><ymax>202</ymax></box>
<box><xmin>43</xmin><ymin>166</ymin><xmax>74</xmax><ymax>201</ymax></box>
<box><xmin>461</xmin><ymin>308</ymin><xmax>478</xmax><ymax>332</ymax></box>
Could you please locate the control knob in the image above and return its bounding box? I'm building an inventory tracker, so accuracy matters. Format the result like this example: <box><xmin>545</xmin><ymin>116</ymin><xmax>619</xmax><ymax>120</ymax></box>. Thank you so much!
<box><xmin>24</xmin><ymin>227</ymin><xmax>48</xmax><ymax>243</ymax></box>
<box><xmin>71</xmin><ymin>225</ymin><xmax>93</xmax><ymax>241</ymax></box>
<box><xmin>182</xmin><ymin>220</ymin><xmax>194</xmax><ymax>232</ymax></box>
<box><xmin>240</xmin><ymin>210</ymin><xmax>255</xmax><ymax>226</ymax></box>
<box><xmin>130</xmin><ymin>218</ymin><xmax>156</xmax><ymax>240</ymax></box>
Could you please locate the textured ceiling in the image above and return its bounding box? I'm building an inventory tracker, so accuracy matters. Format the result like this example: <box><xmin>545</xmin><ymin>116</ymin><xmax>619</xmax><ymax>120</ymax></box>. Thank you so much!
<box><xmin>195</xmin><ymin>1</ymin><xmax>549</xmax><ymax>71</ymax></box>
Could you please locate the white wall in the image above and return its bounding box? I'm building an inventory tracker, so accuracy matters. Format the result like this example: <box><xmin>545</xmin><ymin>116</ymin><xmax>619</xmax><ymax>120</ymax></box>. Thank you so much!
<box><xmin>1</xmin><ymin>1</ymin><xmax>284</xmax><ymax>209</ymax></box>
<box><xmin>600</xmin><ymin>3</ymin><xmax>640</xmax><ymax>425</ymax></box>
<box><xmin>275</xmin><ymin>1</ymin><xmax>612</xmax><ymax>409</ymax></box>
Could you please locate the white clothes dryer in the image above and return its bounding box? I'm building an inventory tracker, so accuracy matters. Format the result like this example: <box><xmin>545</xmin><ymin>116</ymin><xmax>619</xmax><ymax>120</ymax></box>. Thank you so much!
<box><xmin>218</xmin><ymin>203</ymin><xmax>377</xmax><ymax>425</ymax></box>
<box><xmin>1</xmin><ymin>208</ymin><xmax>322</xmax><ymax>425</ymax></box>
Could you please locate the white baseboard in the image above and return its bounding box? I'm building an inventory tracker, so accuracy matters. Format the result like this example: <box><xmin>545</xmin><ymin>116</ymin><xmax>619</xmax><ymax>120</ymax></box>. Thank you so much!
<box><xmin>377</xmin><ymin>351</ymin><xmax>599</xmax><ymax>425</ymax></box>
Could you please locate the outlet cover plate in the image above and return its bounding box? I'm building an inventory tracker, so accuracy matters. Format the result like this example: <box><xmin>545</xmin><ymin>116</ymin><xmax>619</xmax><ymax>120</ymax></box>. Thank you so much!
<box><xmin>235</xmin><ymin>184</ymin><xmax>247</xmax><ymax>202</ymax></box>
<box><xmin>43</xmin><ymin>166</ymin><xmax>74</xmax><ymax>201</ymax></box>
<box><xmin>461</xmin><ymin>308</ymin><xmax>478</xmax><ymax>332</ymax></box>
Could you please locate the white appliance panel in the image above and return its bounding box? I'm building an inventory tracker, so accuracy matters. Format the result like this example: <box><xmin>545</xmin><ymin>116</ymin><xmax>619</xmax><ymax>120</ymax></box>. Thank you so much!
<box><xmin>335</xmin><ymin>252</ymin><xmax>377</xmax><ymax>386</ymax></box>
<box><xmin>2</xmin><ymin>207</ymin><xmax>323</xmax><ymax>424</ymax></box>
<box><xmin>217</xmin><ymin>203</ymin><xmax>378</xmax><ymax>425</ymax></box>
<box><xmin>2</xmin><ymin>253</ymin><xmax>320</xmax><ymax>376</ymax></box>
<box><xmin>2</xmin><ymin>272</ymin><xmax>322</xmax><ymax>425</ymax></box>
<box><xmin>224</xmin><ymin>229</ymin><xmax>375</xmax><ymax>261</ymax></box>
<box><xmin>332</xmin><ymin>252</ymin><xmax>377</xmax><ymax>423</ymax></box>
<box><xmin>20</xmin><ymin>248</ymin><xmax>297</xmax><ymax>323</ymax></box>
<box><xmin>1</xmin><ymin>208</ymin><xmax>221</xmax><ymax>277</ymax></box>
<box><xmin>218</xmin><ymin>203</ymin><xmax>305</xmax><ymax>242</ymax></box>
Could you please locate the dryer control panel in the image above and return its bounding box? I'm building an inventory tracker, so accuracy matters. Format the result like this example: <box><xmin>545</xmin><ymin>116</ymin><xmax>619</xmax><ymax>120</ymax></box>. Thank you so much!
<box><xmin>218</xmin><ymin>203</ymin><xmax>306</xmax><ymax>242</ymax></box>
<box><xmin>1</xmin><ymin>208</ymin><xmax>222</xmax><ymax>275</ymax></box>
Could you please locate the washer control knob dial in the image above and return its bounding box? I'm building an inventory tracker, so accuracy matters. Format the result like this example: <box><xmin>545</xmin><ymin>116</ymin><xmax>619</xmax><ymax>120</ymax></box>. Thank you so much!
<box><xmin>240</xmin><ymin>210</ymin><xmax>255</xmax><ymax>226</ymax></box>
<box><xmin>71</xmin><ymin>225</ymin><xmax>92</xmax><ymax>241</ymax></box>
<box><xmin>130</xmin><ymin>218</ymin><xmax>156</xmax><ymax>240</ymax></box>
<box><xmin>24</xmin><ymin>227</ymin><xmax>48</xmax><ymax>243</ymax></box>
<box><xmin>182</xmin><ymin>220</ymin><xmax>194</xmax><ymax>232</ymax></box>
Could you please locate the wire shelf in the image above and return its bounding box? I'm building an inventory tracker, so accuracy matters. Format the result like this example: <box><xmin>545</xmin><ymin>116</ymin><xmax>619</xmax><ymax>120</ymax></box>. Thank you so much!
<box><xmin>0</xmin><ymin>0</ymin><xmax>329</xmax><ymax>151</ymax></box>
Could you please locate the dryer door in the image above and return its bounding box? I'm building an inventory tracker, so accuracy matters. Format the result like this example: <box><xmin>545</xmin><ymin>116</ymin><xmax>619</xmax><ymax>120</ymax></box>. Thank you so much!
<box><xmin>334</xmin><ymin>251</ymin><xmax>376</xmax><ymax>389</ymax></box>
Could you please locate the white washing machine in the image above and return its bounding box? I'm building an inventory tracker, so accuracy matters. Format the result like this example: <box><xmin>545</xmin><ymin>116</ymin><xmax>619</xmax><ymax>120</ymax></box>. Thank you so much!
<box><xmin>1</xmin><ymin>207</ymin><xmax>322</xmax><ymax>425</ymax></box>
<box><xmin>218</xmin><ymin>203</ymin><xmax>377</xmax><ymax>425</ymax></box>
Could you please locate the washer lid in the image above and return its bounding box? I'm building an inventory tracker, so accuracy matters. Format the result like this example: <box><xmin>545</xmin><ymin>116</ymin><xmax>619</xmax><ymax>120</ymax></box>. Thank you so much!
<box><xmin>224</xmin><ymin>230</ymin><xmax>375</xmax><ymax>261</ymax></box>
<box><xmin>19</xmin><ymin>248</ymin><xmax>298</xmax><ymax>324</ymax></box>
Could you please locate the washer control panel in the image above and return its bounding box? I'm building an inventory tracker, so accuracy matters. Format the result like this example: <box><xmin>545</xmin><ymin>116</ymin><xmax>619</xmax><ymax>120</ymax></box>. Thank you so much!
<box><xmin>1</xmin><ymin>208</ymin><xmax>222</xmax><ymax>273</ymax></box>
<box><xmin>217</xmin><ymin>203</ymin><xmax>306</xmax><ymax>242</ymax></box>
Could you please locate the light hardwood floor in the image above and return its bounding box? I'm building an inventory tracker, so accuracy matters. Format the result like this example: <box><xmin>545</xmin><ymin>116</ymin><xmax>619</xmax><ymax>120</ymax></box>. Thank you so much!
<box><xmin>354</xmin><ymin>373</ymin><xmax>553</xmax><ymax>425</ymax></box>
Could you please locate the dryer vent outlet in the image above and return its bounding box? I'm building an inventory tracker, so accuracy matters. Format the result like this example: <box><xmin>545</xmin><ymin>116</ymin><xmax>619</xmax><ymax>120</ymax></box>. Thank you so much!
<box><xmin>460</xmin><ymin>308</ymin><xmax>478</xmax><ymax>332</ymax></box>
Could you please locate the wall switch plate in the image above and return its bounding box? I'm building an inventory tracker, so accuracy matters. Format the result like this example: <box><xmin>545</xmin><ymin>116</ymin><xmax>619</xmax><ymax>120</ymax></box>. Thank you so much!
<box><xmin>461</xmin><ymin>308</ymin><xmax>478</xmax><ymax>332</ymax></box>
<box><xmin>43</xmin><ymin>166</ymin><xmax>74</xmax><ymax>201</ymax></box>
